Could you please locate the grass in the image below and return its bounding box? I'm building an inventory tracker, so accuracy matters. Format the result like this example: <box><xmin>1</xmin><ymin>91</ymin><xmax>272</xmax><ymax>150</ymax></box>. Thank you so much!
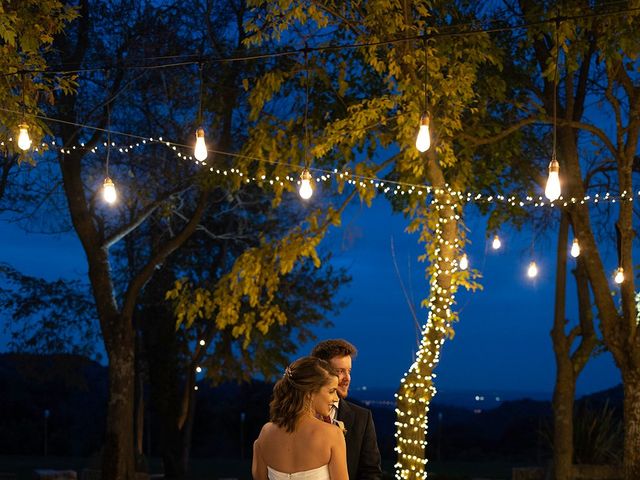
<box><xmin>0</xmin><ymin>456</ymin><xmax>252</xmax><ymax>480</ymax></box>
<box><xmin>383</xmin><ymin>459</ymin><xmax>519</xmax><ymax>479</ymax></box>
<box><xmin>0</xmin><ymin>456</ymin><xmax>519</xmax><ymax>480</ymax></box>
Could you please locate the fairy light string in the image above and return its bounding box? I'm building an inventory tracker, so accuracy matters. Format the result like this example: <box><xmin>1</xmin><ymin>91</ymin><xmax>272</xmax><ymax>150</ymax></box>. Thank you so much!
<box><xmin>1</xmin><ymin>126</ymin><xmax>633</xmax><ymax>209</ymax></box>
<box><xmin>394</xmin><ymin>186</ymin><xmax>467</xmax><ymax>478</ymax></box>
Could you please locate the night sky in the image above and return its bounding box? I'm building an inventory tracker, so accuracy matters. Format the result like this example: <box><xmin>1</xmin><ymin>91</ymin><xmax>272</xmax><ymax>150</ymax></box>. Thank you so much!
<box><xmin>0</xmin><ymin>187</ymin><xmax>621</xmax><ymax>398</ymax></box>
<box><xmin>298</xmin><ymin>195</ymin><xmax>621</xmax><ymax>397</ymax></box>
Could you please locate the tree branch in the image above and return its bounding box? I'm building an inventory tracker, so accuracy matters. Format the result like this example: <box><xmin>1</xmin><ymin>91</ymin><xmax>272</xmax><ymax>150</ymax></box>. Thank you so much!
<box><xmin>171</xmin><ymin>208</ymin><xmax>254</xmax><ymax>241</ymax></box>
<box><xmin>458</xmin><ymin>115</ymin><xmax>539</xmax><ymax>146</ymax></box>
<box><xmin>609</xmin><ymin>56</ymin><xmax>635</xmax><ymax>100</ymax></box>
<box><xmin>572</xmin><ymin>35</ymin><xmax>596</xmax><ymax>122</ymax></box>
<box><xmin>560</xmin><ymin>119</ymin><xmax>618</xmax><ymax>159</ymax></box>
<box><xmin>570</xmin><ymin>255</ymin><xmax>597</xmax><ymax>372</ymax></box>
<box><xmin>603</xmin><ymin>71</ymin><xmax>624</xmax><ymax>151</ymax></box>
<box><xmin>103</xmin><ymin>184</ymin><xmax>194</xmax><ymax>249</ymax></box>
<box><xmin>0</xmin><ymin>154</ymin><xmax>17</xmax><ymax>202</ymax></box>
<box><xmin>122</xmin><ymin>189</ymin><xmax>210</xmax><ymax>317</ymax></box>
<box><xmin>309</xmin><ymin>0</ymin><xmax>365</xmax><ymax>37</ymax></box>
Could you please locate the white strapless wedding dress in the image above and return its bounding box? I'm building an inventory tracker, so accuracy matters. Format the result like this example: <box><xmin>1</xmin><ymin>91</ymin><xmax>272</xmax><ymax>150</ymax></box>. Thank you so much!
<box><xmin>267</xmin><ymin>464</ymin><xmax>330</xmax><ymax>480</ymax></box>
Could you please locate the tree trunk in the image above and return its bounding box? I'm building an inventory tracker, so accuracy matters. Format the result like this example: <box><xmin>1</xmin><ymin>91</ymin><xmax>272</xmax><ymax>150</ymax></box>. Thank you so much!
<box><xmin>551</xmin><ymin>213</ymin><xmax>573</xmax><ymax>480</ymax></box>
<box><xmin>101</xmin><ymin>315</ymin><xmax>136</xmax><ymax>480</ymax></box>
<box><xmin>395</xmin><ymin>153</ymin><xmax>461</xmax><ymax>479</ymax></box>
<box><xmin>180</xmin><ymin>390</ymin><xmax>197</xmax><ymax>475</ymax></box>
<box><xmin>141</xmin><ymin>303</ymin><xmax>186</xmax><ymax>479</ymax></box>
<box><xmin>135</xmin><ymin>332</ymin><xmax>146</xmax><ymax>460</ymax></box>
<box><xmin>551</xmin><ymin>210</ymin><xmax>598</xmax><ymax>480</ymax></box>
<box><xmin>552</xmin><ymin>370</ymin><xmax>575</xmax><ymax>480</ymax></box>
<box><xmin>622</xmin><ymin>368</ymin><xmax>640</xmax><ymax>479</ymax></box>
<box><xmin>162</xmin><ymin>428</ymin><xmax>186</xmax><ymax>480</ymax></box>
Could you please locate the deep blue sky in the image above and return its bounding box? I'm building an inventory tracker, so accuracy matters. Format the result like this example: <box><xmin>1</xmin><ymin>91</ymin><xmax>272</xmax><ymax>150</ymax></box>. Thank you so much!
<box><xmin>0</xmin><ymin>192</ymin><xmax>621</xmax><ymax>397</ymax></box>
<box><xmin>299</xmin><ymin>195</ymin><xmax>621</xmax><ymax>397</ymax></box>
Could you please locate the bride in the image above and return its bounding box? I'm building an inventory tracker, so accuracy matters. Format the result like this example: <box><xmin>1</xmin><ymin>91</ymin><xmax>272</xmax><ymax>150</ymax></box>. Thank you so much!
<box><xmin>252</xmin><ymin>356</ymin><xmax>348</xmax><ymax>480</ymax></box>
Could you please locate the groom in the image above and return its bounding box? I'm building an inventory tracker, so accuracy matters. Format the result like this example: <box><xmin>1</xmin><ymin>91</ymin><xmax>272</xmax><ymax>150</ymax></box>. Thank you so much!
<box><xmin>311</xmin><ymin>339</ymin><xmax>382</xmax><ymax>480</ymax></box>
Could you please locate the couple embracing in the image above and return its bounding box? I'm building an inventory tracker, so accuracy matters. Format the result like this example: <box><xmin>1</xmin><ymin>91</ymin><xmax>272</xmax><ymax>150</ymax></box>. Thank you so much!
<box><xmin>252</xmin><ymin>339</ymin><xmax>382</xmax><ymax>480</ymax></box>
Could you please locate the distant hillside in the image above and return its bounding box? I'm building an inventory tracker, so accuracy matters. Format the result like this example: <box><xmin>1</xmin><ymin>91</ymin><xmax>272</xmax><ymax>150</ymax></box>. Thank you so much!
<box><xmin>579</xmin><ymin>384</ymin><xmax>623</xmax><ymax>407</ymax></box>
<box><xmin>0</xmin><ymin>353</ymin><xmax>624</xmax><ymax>463</ymax></box>
<box><xmin>0</xmin><ymin>353</ymin><xmax>107</xmax><ymax>456</ymax></box>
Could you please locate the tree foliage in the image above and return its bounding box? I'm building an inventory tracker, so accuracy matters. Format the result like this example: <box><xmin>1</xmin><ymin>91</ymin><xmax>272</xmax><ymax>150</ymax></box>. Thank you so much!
<box><xmin>0</xmin><ymin>263</ymin><xmax>99</xmax><ymax>358</ymax></box>
<box><xmin>0</xmin><ymin>0</ymin><xmax>77</xmax><ymax>205</ymax></box>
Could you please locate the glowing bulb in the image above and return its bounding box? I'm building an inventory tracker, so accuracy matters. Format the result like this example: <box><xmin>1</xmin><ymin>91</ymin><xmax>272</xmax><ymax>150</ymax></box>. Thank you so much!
<box><xmin>415</xmin><ymin>114</ymin><xmax>431</xmax><ymax>152</ymax></box>
<box><xmin>614</xmin><ymin>267</ymin><xmax>624</xmax><ymax>284</ymax></box>
<box><xmin>491</xmin><ymin>235</ymin><xmax>501</xmax><ymax>250</ymax></box>
<box><xmin>570</xmin><ymin>238</ymin><xmax>580</xmax><ymax>258</ymax></box>
<box><xmin>17</xmin><ymin>123</ymin><xmax>31</xmax><ymax>151</ymax></box>
<box><xmin>103</xmin><ymin>177</ymin><xmax>117</xmax><ymax>204</ymax></box>
<box><xmin>199</xmin><ymin>339</ymin><xmax>205</xmax><ymax>346</ymax></box>
<box><xmin>299</xmin><ymin>168</ymin><xmax>313</xmax><ymax>200</ymax></box>
<box><xmin>545</xmin><ymin>156</ymin><xmax>561</xmax><ymax>201</ymax></box>
<box><xmin>194</xmin><ymin>128</ymin><xmax>207</xmax><ymax>161</ymax></box>
<box><xmin>459</xmin><ymin>253</ymin><xmax>468</xmax><ymax>270</ymax></box>
<box><xmin>527</xmin><ymin>261</ymin><xmax>538</xmax><ymax>278</ymax></box>
<box><xmin>196</xmin><ymin>366</ymin><xmax>202</xmax><ymax>373</ymax></box>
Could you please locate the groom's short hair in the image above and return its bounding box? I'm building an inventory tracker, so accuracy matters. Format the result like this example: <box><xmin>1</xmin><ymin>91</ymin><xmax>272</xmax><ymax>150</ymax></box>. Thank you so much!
<box><xmin>311</xmin><ymin>338</ymin><xmax>357</xmax><ymax>361</ymax></box>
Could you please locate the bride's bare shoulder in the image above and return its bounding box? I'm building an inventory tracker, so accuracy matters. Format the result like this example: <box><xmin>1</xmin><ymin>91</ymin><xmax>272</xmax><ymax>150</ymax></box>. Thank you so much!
<box><xmin>257</xmin><ymin>422</ymin><xmax>279</xmax><ymax>438</ymax></box>
<box><xmin>310</xmin><ymin>419</ymin><xmax>343</xmax><ymax>437</ymax></box>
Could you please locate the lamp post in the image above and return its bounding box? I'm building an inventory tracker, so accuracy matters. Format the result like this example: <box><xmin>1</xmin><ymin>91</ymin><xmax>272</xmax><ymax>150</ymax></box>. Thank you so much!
<box><xmin>44</xmin><ymin>409</ymin><xmax>50</xmax><ymax>457</ymax></box>
<box><xmin>436</xmin><ymin>411</ymin><xmax>443</xmax><ymax>462</ymax></box>
<box><xmin>240</xmin><ymin>412</ymin><xmax>246</xmax><ymax>459</ymax></box>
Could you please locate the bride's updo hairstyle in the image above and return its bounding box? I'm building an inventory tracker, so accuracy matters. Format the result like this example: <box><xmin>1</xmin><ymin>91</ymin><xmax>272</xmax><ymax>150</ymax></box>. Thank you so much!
<box><xmin>270</xmin><ymin>356</ymin><xmax>337</xmax><ymax>432</ymax></box>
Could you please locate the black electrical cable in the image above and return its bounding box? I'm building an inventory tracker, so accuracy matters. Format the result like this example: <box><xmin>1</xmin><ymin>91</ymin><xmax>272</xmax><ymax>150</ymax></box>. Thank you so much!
<box><xmin>3</xmin><ymin>4</ymin><xmax>638</xmax><ymax>78</ymax></box>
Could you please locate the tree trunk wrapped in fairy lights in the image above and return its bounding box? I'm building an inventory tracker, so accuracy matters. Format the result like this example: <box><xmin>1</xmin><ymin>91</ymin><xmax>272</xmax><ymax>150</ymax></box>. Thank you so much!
<box><xmin>394</xmin><ymin>157</ymin><xmax>469</xmax><ymax>480</ymax></box>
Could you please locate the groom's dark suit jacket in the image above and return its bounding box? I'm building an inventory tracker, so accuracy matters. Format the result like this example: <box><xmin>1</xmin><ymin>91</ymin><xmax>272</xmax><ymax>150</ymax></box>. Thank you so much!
<box><xmin>336</xmin><ymin>398</ymin><xmax>382</xmax><ymax>480</ymax></box>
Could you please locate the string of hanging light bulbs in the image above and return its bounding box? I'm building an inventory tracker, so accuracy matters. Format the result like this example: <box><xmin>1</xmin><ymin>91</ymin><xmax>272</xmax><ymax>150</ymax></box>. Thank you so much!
<box><xmin>8</xmin><ymin>123</ymin><xmax>630</xmax><ymax>284</ymax></box>
<box><xmin>416</xmin><ymin>34</ymin><xmax>431</xmax><ymax>153</ymax></box>
<box><xmin>102</xmin><ymin>100</ymin><xmax>117</xmax><ymax>204</ymax></box>
<box><xmin>544</xmin><ymin>19</ymin><xmax>562</xmax><ymax>202</ymax></box>
<box><xmin>194</xmin><ymin>63</ymin><xmax>208</xmax><ymax>162</ymax></box>
<box><xmin>459</xmin><ymin>233</ymin><xmax>623</xmax><ymax>284</ymax></box>
<box><xmin>11</xmin><ymin>5</ymin><xmax>639</xmax><ymax>206</ymax></box>
<box><xmin>17</xmin><ymin>74</ymin><xmax>32</xmax><ymax>151</ymax></box>
<box><xmin>4</xmin><ymin>114</ymin><xmax>637</xmax><ymax>210</ymax></box>
<box><xmin>299</xmin><ymin>46</ymin><xmax>314</xmax><ymax>200</ymax></box>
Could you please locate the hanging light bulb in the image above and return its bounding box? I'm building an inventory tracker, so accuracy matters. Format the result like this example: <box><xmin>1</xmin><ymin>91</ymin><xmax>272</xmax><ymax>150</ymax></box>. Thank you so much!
<box><xmin>299</xmin><ymin>168</ymin><xmax>313</xmax><ymax>200</ymax></box>
<box><xmin>415</xmin><ymin>114</ymin><xmax>431</xmax><ymax>152</ymax></box>
<box><xmin>570</xmin><ymin>238</ymin><xmax>580</xmax><ymax>258</ymax></box>
<box><xmin>491</xmin><ymin>235</ymin><xmax>502</xmax><ymax>250</ymax></box>
<box><xmin>614</xmin><ymin>267</ymin><xmax>624</xmax><ymax>284</ymax></box>
<box><xmin>194</xmin><ymin>128</ymin><xmax>208</xmax><ymax>161</ymax></box>
<box><xmin>545</xmin><ymin>155</ymin><xmax>561</xmax><ymax>201</ymax></box>
<box><xmin>195</xmin><ymin>366</ymin><xmax>202</xmax><ymax>373</ymax></box>
<box><xmin>17</xmin><ymin>123</ymin><xmax>31</xmax><ymax>151</ymax></box>
<box><xmin>459</xmin><ymin>253</ymin><xmax>469</xmax><ymax>270</ymax></box>
<box><xmin>527</xmin><ymin>261</ymin><xmax>538</xmax><ymax>278</ymax></box>
<box><xmin>103</xmin><ymin>177</ymin><xmax>117</xmax><ymax>204</ymax></box>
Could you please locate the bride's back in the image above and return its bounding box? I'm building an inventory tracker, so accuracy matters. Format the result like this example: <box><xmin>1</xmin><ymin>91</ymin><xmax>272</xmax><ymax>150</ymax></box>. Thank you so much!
<box><xmin>252</xmin><ymin>357</ymin><xmax>348</xmax><ymax>480</ymax></box>
<box><xmin>257</xmin><ymin>418</ymin><xmax>334</xmax><ymax>472</ymax></box>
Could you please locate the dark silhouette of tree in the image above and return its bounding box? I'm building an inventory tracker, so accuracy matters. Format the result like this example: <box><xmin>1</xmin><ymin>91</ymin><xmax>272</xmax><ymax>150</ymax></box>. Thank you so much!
<box><xmin>0</xmin><ymin>263</ymin><xmax>99</xmax><ymax>359</ymax></box>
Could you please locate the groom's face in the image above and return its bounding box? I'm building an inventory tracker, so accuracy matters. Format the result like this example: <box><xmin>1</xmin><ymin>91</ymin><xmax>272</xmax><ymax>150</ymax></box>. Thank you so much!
<box><xmin>328</xmin><ymin>355</ymin><xmax>352</xmax><ymax>398</ymax></box>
